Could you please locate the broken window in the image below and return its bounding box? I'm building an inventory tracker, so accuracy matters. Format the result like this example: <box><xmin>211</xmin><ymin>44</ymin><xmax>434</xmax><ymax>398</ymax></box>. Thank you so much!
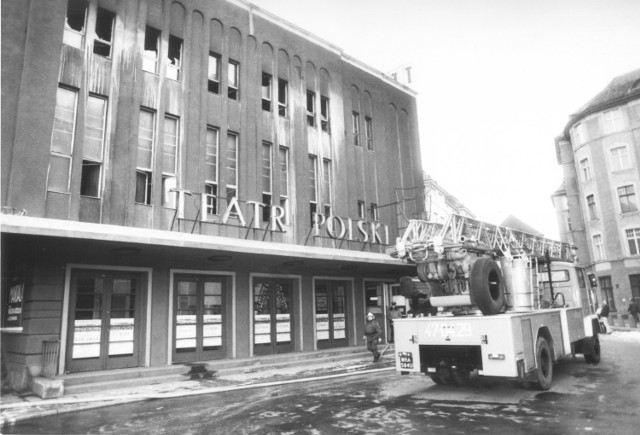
<box><xmin>208</xmin><ymin>52</ymin><xmax>221</xmax><ymax>94</ymax></box>
<box><xmin>143</xmin><ymin>26</ymin><xmax>160</xmax><ymax>73</ymax></box>
<box><xmin>64</xmin><ymin>0</ymin><xmax>87</xmax><ymax>48</ymax></box>
<box><xmin>167</xmin><ymin>35</ymin><xmax>183</xmax><ymax>81</ymax></box>
<box><xmin>93</xmin><ymin>8</ymin><xmax>114</xmax><ymax>57</ymax></box>
<box><xmin>262</xmin><ymin>73</ymin><xmax>272</xmax><ymax>112</ymax></box>
<box><xmin>278</xmin><ymin>79</ymin><xmax>288</xmax><ymax>117</ymax></box>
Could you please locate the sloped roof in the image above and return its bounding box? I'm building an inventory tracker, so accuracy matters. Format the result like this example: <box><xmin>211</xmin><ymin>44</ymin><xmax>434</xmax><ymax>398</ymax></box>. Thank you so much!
<box><xmin>500</xmin><ymin>215</ymin><xmax>544</xmax><ymax>237</ymax></box>
<box><xmin>566</xmin><ymin>68</ymin><xmax>640</xmax><ymax>131</ymax></box>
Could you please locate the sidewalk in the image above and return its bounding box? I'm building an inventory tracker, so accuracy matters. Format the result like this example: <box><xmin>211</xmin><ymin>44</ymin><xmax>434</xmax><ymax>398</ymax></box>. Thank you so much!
<box><xmin>0</xmin><ymin>348</ymin><xmax>395</xmax><ymax>427</ymax></box>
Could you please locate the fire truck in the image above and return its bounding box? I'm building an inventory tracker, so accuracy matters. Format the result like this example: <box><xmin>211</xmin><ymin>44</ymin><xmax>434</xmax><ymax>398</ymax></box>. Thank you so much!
<box><xmin>388</xmin><ymin>214</ymin><xmax>601</xmax><ymax>390</ymax></box>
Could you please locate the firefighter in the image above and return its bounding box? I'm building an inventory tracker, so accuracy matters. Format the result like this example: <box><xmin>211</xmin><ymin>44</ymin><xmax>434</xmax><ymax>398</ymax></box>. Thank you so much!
<box><xmin>363</xmin><ymin>312</ymin><xmax>382</xmax><ymax>362</ymax></box>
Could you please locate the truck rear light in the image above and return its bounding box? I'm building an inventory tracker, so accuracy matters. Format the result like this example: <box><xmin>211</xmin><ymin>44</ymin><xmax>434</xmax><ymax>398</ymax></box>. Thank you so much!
<box><xmin>488</xmin><ymin>353</ymin><xmax>505</xmax><ymax>360</ymax></box>
<box><xmin>427</xmin><ymin>367</ymin><xmax>436</xmax><ymax>373</ymax></box>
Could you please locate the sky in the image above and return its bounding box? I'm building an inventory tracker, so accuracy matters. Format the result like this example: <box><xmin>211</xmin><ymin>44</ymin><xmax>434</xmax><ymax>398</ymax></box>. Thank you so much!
<box><xmin>250</xmin><ymin>0</ymin><xmax>640</xmax><ymax>239</ymax></box>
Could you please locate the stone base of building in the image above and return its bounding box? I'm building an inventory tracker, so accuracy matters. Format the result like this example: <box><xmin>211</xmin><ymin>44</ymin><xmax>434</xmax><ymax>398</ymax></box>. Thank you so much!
<box><xmin>31</xmin><ymin>377</ymin><xmax>64</xmax><ymax>399</ymax></box>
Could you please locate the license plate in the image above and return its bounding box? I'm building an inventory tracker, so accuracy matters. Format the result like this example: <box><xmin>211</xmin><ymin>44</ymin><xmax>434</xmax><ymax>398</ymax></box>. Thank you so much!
<box><xmin>398</xmin><ymin>351</ymin><xmax>413</xmax><ymax>369</ymax></box>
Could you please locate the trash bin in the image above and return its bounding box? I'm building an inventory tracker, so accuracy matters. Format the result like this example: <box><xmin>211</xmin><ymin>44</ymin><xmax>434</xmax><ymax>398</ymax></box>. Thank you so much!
<box><xmin>42</xmin><ymin>340</ymin><xmax>60</xmax><ymax>379</ymax></box>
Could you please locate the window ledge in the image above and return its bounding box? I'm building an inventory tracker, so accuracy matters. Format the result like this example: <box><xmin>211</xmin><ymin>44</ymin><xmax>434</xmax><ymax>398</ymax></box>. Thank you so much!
<box><xmin>620</xmin><ymin>211</ymin><xmax>640</xmax><ymax>219</ymax></box>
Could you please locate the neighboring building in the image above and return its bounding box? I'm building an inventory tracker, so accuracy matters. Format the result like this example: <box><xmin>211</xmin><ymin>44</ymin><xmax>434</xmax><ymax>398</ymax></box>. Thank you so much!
<box><xmin>423</xmin><ymin>174</ymin><xmax>475</xmax><ymax>224</ymax></box>
<box><xmin>500</xmin><ymin>215</ymin><xmax>543</xmax><ymax>237</ymax></box>
<box><xmin>553</xmin><ymin>68</ymin><xmax>640</xmax><ymax>313</ymax></box>
<box><xmin>0</xmin><ymin>0</ymin><xmax>424</xmax><ymax>391</ymax></box>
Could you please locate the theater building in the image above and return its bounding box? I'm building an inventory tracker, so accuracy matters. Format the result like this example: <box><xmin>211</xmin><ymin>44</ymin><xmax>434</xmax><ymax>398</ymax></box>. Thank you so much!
<box><xmin>0</xmin><ymin>0</ymin><xmax>423</xmax><ymax>390</ymax></box>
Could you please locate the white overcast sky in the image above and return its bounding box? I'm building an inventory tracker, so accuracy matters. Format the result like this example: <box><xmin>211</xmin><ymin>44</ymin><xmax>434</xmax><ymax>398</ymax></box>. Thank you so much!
<box><xmin>250</xmin><ymin>0</ymin><xmax>640</xmax><ymax>239</ymax></box>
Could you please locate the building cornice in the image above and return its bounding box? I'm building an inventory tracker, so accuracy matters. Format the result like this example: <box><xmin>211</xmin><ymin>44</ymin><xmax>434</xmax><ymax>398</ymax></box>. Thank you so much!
<box><xmin>229</xmin><ymin>0</ymin><xmax>417</xmax><ymax>97</ymax></box>
<box><xmin>0</xmin><ymin>215</ymin><xmax>409</xmax><ymax>266</ymax></box>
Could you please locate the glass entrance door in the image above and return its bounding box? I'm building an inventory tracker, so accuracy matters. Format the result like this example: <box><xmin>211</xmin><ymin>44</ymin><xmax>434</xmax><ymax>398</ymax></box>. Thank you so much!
<box><xmin>66</xmin><ymin>270</ymin><xmax>144</xmax><ymax>373</ymax></box>
<box><xmin>315</xmin><ymin>280</ymin><xmax>348</xmax><ymax>349</ymax></box>
<box><xmin>173</xmin><ymin>275</ymin><xmax>226</xmax><ymax>363</ymax></box>
<box><xmin>253</xmin><ymin>278</ymin><xmax>293</xmax><ymax>355</ymax></box>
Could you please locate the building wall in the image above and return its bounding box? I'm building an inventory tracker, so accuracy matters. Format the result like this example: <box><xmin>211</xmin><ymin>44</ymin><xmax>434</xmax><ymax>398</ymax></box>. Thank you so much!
<box><xmin>1</xmin><ymin>0</ymin><xmax>421</xmax><ymax>391</ymax></box>
<box><xmin>554</xmin><ymin>75</ymin><xmax>640</xmax><ymax>313</ymax></box>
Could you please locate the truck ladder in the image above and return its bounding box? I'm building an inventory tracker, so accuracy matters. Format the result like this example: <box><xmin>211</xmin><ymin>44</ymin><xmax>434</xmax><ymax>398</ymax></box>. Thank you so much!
<box><xmin>392</xmin><ymin>214</ymin><xmax>574</xmax><ymax>263</ymax></box>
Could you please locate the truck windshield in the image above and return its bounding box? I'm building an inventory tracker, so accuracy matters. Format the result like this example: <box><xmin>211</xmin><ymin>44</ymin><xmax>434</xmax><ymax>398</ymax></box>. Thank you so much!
<box><xmin>539</xmin><ymin>270</ymin><xmax>570</xmax><ymax>282</ymax></box>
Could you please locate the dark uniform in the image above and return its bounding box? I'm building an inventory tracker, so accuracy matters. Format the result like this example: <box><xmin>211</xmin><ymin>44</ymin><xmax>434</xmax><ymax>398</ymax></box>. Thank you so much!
<box><xmin>363</xmin><ymin>313</ymin><xmax>382</xmax><ymax>362</ymax></box>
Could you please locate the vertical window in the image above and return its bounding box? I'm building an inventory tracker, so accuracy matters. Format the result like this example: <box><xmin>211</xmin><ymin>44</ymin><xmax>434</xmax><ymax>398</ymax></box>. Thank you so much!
<box><xmin>167</xmin><ymin>35</ymin><xmax>183</xmax><ymax>81</ymax></box>
<box><xmin>610</xmin><ymin>146</ymin><xmax>630</xmax><ymax>171</ymax></box>
<box><xmin>309</xmin><ymin>155</ymin><xmax>318</xmax><ymax>224</ymax></box>
<box><xmin>48</xmin><ymin>87</ymin><xmax>78</xmax><ymax>193</ymax></box>
<box><xmin>278</xmin><ymin>146</ymin><xmax>289</xmax><ymax>224</ymax></box>
<box><xmin>365</xmin><ymin>116</ymin><xmax>373</xmax><ymax>150</ymax></box>
<box><xmin>370</xmin><ymin>203</ymin><xmax>378</xmax><ymax>221</ymax></box>
<box><xmin>357</xmin><ymin>201</ymin><xmax>365</xmax><ymax>219</ymax></box>
<box><xmin>599</xmin><ymin>276</ymin><xmax>615</xmax><ymax>310</ymax></box>
<box><xmin>228</xmin><ymin>60</ymin><xmax>239</xmax><ymax>100</ymax></box>
<box><xmin>47</xmin><ymin>88</ymin><xmax>78</xmax><ymax>193</ymax></box>
<box><xmin>306</xmin><ymin>91</ymin><xmax>316</xmax><ymax>127</ymax></box>
<box><xmin>261</xmin><ymin>73</ymin><xmax>272</xmax><ymax>112</ymax></box>
<box><xmin>225</xmin><ymin>132</ymin><xmax>238</xmax><ymax>201</ymax></box>
<box><xmin>320</xmin><ymin>96</ymin><xmax>330</xmax><ymax>132</ymax></box>
<box><xmin>162</xmin><ymin>115</ymin><xmax>179</xmax><ymax>208</ymax></box>
<box><xmin>573</xmin><ymin>122</ymin><xmax>587</xmax><ymax>145</ymax></box>
<box><xmin>587</xmin><ymin>194</ymin><xmax>598</xmax><ymax>220</ymax></box>
<box><xmin>352</xmin><ymin>112</ymin><xmax>361</xmax><ymax>146</ymax></box>
<box><xmin>627</xmin><ymin>228</ymin><xmax>640</xmax><ymax>255</ymax></box>
<box><xmin>64</xmin><ymin>0</ymin><xmax>87</xmax><ymax>48</ymax></box>
<box><xmin>602</xmin><ymin>108</ymin><xmax>624</xmax><ymax>134</ymax></box>
<box><xmin>143</xmin><ymin>27</ymin><xmax>161</xmax><ymax>74</ymax></box>
<box><xmin>80</xmin><ymin>95</ymin><xmax>107</xmax><ymax>197</ymax></box>
<box><xmin>278</xmin><ymin>79</ymin><xmax>288</xmax><ymax>117</ymax></box>
<box><xmin>205</xmin><ymin>127</ymin><xmax>219</xmax><ymax>216</ymax></box>
<box><xmin>580</xmin><ymin>158</ymin><xmax>591</xmax><ymax>182</ymax></box>
<box><xmin>136</xmin><ymin>108</ymin><xmax>155</xmax><ymax>205</ymax></box>
<box><xmin>592</xmin><ymin>234</ymin><xmax>605</xmax><ymax>261</ymax></box>
<box><xmin>261</xmin><ymin>142</ymin><xmax>272</xmax><ymax>222</ymax></box>
<box><xmin>566</xmin><ymin>217</ymin><xmax>572</xmax><ymax>231</ymax></box>
<box><xmin>93</xmin><ymin>8</ymin><xmax>114</xmax><ymax>57</ymax></box>
<box><xmin>322</xmin><ymin>159</ymin><xmax>332</xmax><ymax>216</ymax></box>
<box><xmin>208</xmin><ymin>53</ymin><xmax>221</xmax><ymax>94</ymax></box>
<box><xmin>618</xmin><ymin>185</ymin><xmax>638</xmax><ymax>213</ymax></box>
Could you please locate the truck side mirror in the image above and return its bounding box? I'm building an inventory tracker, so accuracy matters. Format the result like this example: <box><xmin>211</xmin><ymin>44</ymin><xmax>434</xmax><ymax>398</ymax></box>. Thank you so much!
<box><xmin>588</xmin><ymin>273</ymin><xmax>598</xmax><ymax>287</ymax></box>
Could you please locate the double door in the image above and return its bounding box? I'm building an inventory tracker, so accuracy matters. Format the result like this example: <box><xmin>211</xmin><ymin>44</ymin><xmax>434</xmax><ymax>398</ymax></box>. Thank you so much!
<box><xmin>253</xmin><ymin>278</ymin><xmax>294</xmax><ymax>355</ymax></box>
<box><xmin>66</xmin><ymin>270</ymin><xmax>145</xmax><ymax>373</ymax></box>
<box><xmin>315</xmin><ymin>280</ymin><xmax>348</xmax><ymax>349</ymax></box>
<box><xmin>173</xmin><ymin>274</ymin><xmax>227</xmax><ymax>363</ymax></box>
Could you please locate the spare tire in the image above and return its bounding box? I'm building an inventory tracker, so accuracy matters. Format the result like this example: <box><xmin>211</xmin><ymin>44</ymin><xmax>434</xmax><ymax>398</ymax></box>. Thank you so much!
<box><xmin>470</xmin><ymin>257</ymin><xmax>505</xmax><ymax>315</ymax></box>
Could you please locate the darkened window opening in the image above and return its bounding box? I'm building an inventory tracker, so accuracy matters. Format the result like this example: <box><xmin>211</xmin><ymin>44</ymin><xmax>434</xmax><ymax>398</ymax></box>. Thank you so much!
<box><xmin>262</xmin><ymin>193</ymin><xmax>272</xmax><ymax>222</ymax></box>
<box><xmin>143</xmin><ymin>27</ymin><xmax>161</xmax><ymax>73</ymax></box>
<box><xmin>93</xmin><ymin>8</ymin><xmax>114</xmax><ymax>57</ymax></box>
<box><xmin>365</xmin><ymin>116</ymin><xmax>373</xmax><ymax>150</ymax></box>
<box><xmin>167</xmin><ymin>35</ymin><xmax>183</xmax><ymax>81</ymax></box>
<box><xmin>228</xmin><ymin>61</ymin><xmax>239</xmax><ymax>100</ymax></box>
<box><xmin>135</xmin><ymin>170</ymin><xmax>152</xmax><ymax>205</ymax></box>
<box><xmin>80</xmin><ymin>160</ymin><xmax>101</xmax><ymax>197</ymax></box>
<box><xmin>262</xmin><ymin>72</ymin><xmax>272</xmax><ymax>112</ymax></box>
<box><xmin>66</xmin><ymin>0</ymin><xmax>86</xmax><ymax>32</ymax></box>
<box><xmin>278</xmin><ymin>79</ymin><xmax>288</xmax><ymax>117</ymax></box>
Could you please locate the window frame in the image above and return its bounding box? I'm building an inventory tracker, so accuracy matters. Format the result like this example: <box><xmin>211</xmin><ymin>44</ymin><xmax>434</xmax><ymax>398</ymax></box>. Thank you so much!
<box><xmin>228</xmin><ymin>60</ymin><xmax>240</xmax><ymax>100</ymax></box>
<box><xmin>370</xmin><ymin>203</ymin><xmax>379</xmax><ymax>222</ymax></box>
<box><xmin>48</xmin><ymin>86</ymin><xmax>79</xmax><ymax>194</ymax></box>
<box><xmin>365</xmin><ymin>116</ymin><xmax>373</xmax><ymax>150</ymax></box>
<box><xmin>357</xmin><ymin>200</ymin><xmax>365</xmax><ymax>219</ymax></box>
<box><xmin>63</xmin><ymin>0</ymin><xmax>87</xmax><ymax>49</ymax></box>
<box><xmin>225</xmin><ymin>132</ymin><xmax>239</xmax><ymax>202</ymax></box>
<box><xmin>610</xmin><ymin>145</ymin><xmax>630</xmax><ymax>171</ymax></box>
<box><xmin>262</xmin><ymin>72</ymin><xmax>272</xmax><ymax>112</ymax></box>
<box><xmin>143</xmin><ymin>26</ymin><xmax>161</xmax><ymax>74</ymax></box>
<box><xmin>322</xmin><ymin>158</ymin><xmax>332</xmax><ymax>216</ymax></box>
<box><xmin>161</xmin><ymin>114</ymin><xmax>180</xmax><ymax>209</ymax></box>
<box><xmin>205</xmin><ymin>126</ymin><xmax>219</xmax><ymax>216</ymax></box>
<box><xmin>208</xmin><ymin>52</ymin><xmax>221</xmax><ymax>94</ymax></box>
<box><xmin>586</xmin><ymin>194</ymin><xmax>598</xmax><ymax>220</ymax></box>
<box><xmin>626</xmin><ymin>227</ymin><xmax>640</xmax><ymax>256</ymax></box>
<box><xmin>93</xmin><ymin>7</ymin><xmax>115</xmax><ymax>58</ymax></box>
<box><xmin>278</xmin><ymin>79</ymin><xmax>288</xmax><ymax>117</ymax></box>
<box><xmin>320</xmin><ymin>96</ymin><xmax>330</xmax><ymax>132</ymax></box>
<box><xmin>80</xmin><ymin>94</ymin><xmax>108</xmax><ymax>198</ymax></box>
<box><xmin>352</xmin><ymin>111</ymin><xmax>361</xmax><ymax>146</ymax></box>
<box><xmin>278</xmin><ymin>146</ymin><xmax>290</xmax><ymax>224</ymax></box>
<box><xmin>135</xmin><ymin>107</ymin><xmax>155</xmax><ymax>205</ymax></box>
<box><xmin>309</xmin><ymin>155</ymin><xmax>318</xmax><ymax>225</ymax></box>
<box><xmin>306</xmin><ymin>91</ymin><xmax>316</xmax><ymax>127</ymax></box>
<box><xmin>618</xmin><ymin>185</ymin><xmax>639</xmax><ymax>214</ymax></box>
<box><xmin>167</xmin><ymin>35</ymin><xmax>183</xmax><ymax>81</ymax></box>
<box><xmin>592</xmin><ymin>234</ymin><xmax>605</xmax><ymax>261</ymax></box>
<box><xmin>261</xmin><ymin>142</ymin><xmax>273</xmax><ymax>222</ymax></box>
<box><xmin>602</xmin><ymin>108</ymin><xmax>624</xmax><ymax>134</ymax></box>
<box><xmin>579</xmin><ymin>158</ymin><xmax>591</xmax><ymax>182</ymax></box>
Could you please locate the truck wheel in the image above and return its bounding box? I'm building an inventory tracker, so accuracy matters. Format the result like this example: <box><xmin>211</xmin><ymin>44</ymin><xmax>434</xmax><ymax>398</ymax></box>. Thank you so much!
<box><xmin>429</xmin><ymin>374</ymin><xmax>448</xmax><ymax>385</ymax></box>
<box><xmin>584</xmin><ymin>335</ymin><xmax>601</xmax><ymax>364</ymax></box>
<box><xmin>533</xmin><ymin>336</ymin><xmax>553</xmax><ymax>390</ymax></box>
<box><xmin>451</xmin><ymin>368</ymin><xmax>471</xmax><ymax>386</ymax></box>
<box><xmin>470</xmin><ymin>258</ymin><xmax>506</xmax><ymax>315</ymax></box>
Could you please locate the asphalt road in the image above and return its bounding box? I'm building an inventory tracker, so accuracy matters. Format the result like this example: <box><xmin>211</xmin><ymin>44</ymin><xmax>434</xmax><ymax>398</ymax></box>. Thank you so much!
<box><xmin>5</xmin><ymin>330</ymin><xmax>640</xmax><ymax>434</ymax></box>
